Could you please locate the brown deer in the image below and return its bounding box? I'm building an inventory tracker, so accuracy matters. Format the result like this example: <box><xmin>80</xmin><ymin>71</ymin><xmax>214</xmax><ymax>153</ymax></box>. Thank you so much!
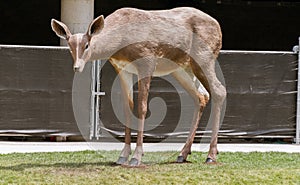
<box><xmin>51</xmin><ymin>7</ymin><xmax>226</xmax><ymax>166</ymax></box>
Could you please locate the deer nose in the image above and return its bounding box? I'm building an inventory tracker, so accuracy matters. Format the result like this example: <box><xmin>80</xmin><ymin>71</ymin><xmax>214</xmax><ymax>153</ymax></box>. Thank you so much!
<box><xmin>74</xmin><ymin>66</ymin><xmax>80</xmax><ymax>72</ymax></box>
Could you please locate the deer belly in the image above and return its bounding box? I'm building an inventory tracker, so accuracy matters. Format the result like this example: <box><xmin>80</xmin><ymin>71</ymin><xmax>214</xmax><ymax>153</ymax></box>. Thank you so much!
<box><xmin>110</xmin><ymin>59</ymin><xmax>138</xmax><ymax>74</ymax></box>
<box><xmin>153</xmin><ymin>58</ymin><xmax>182</xmax><ymax>76</ymax></box>
<box><xmin>110</xmin><ymin>58</ymin><xmax>184</xmax><ymax>77</ymax></box>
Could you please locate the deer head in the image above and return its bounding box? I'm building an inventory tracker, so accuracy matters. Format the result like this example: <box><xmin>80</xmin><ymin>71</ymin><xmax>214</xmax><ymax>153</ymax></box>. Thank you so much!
<box><xmin>51</xmin><ymin>16</ymin><xmax>104</xmax><ymax>72</ymax></box>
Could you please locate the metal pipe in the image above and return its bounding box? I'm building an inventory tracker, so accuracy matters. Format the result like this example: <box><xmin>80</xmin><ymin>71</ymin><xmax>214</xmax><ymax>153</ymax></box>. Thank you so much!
<box><xmin>90</xmin><ymin>60</ymin><xmax>105</xmax><ymax>140</ymax></box>
<box><xmin>296</xmin><ymin>36</ymin><xmax>300</xmax><ymax>144</ymax></box>
<box><xmin>95</xmin><ymin>60</ymin><xmax>100</xmax><ymax>139</ymax></box>
<box><xmin>89</xmin><ymin>59</ymin><xmax>96</xmax><ymax>140</ymax></box>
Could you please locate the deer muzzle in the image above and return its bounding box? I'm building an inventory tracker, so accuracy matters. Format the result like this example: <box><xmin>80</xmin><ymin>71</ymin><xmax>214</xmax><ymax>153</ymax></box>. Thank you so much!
<box><xmin>73</xmin><ymin>59</ymin><xmax>85</xmax><ymax>73</ymax></box>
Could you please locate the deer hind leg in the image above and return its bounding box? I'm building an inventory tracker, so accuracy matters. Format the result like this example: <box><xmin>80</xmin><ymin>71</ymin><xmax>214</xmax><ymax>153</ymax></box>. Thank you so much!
<box><xmin>191</xmin><ymin>55</ymin><xmax>226</xmax><ymax>164</ymax></box>
<box><xmin>205</xmin><ymin>72</ymin><xmax>226</xmax><ymax>164</ymax></box>
<box><xmin>172</xmin><ymin>69</ymin><xmax>209</xmax><ymax>163</ymax></box>
<box><xmin>116</xmin><ymin>70</ymin><xmax>133</xmax><ymax>165</ymax></box>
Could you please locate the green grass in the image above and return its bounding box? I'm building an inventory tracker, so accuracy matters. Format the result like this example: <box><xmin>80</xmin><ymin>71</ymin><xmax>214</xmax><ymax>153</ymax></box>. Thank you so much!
<box><xmin>0</xmin><ymin>150</ymin><xmax>299</xmax><ymax>185</ymax></box>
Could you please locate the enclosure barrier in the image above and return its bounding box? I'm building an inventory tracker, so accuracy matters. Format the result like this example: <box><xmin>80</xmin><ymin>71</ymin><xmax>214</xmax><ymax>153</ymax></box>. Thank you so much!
<box><xmin>0</xmin><ymin>44</ymin><xmax>299</xmax><ymax>143</ymax></box>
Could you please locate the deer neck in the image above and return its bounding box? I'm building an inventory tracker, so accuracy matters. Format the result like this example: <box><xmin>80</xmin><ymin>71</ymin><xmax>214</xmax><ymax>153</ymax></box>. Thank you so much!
<box><xmin>89</xmin><ymin>29</ymin><xmax>123</xmax><ymax>61</ymax></box>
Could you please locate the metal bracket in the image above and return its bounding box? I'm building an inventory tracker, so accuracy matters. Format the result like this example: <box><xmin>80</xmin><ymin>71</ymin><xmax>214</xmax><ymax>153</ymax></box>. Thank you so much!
<box><xmin>90</xmin><ymin>60</ymin><xmax>105</xmax><ymax>140</ymax></box>
<box><xmin>92</xmin><ymin>92</ymin><xmax>106</xmax><ymax>96</ymax></box>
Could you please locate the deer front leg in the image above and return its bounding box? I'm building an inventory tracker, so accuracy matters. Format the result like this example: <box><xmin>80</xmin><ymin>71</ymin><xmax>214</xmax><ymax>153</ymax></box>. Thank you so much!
<box><xmin>129</xmin><ymin>76</ymin><xmax>151</xmax><ymax>166</ymax></box>
<box><xmin>116</xmin><ymin>70</ymin><xmax>133</xmax><ymax>165</ymax></box>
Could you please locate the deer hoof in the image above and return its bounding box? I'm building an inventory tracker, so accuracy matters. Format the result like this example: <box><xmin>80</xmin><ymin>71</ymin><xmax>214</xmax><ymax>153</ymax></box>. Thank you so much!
<box><xmin>205</xmin><ymin>157</ymin><xmax>216</xmax><ymax>164</ymax></box>
<box><xmin>129</xmin><ymin>158</ymin><xmax>140</xmax><ymax>166</ymax></box>
<box><xmin>176</xmin><ymin>156</ymin><xmax>186</xmax><ymax>163</ymax></box>
<box><xmin>116</xmin><ymin>157</ymin><xmax>128</xmax><ymax>165</ymax></box>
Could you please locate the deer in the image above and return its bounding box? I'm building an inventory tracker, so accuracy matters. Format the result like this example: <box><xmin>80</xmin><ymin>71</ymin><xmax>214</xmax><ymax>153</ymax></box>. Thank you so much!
<box><xmin>51</xmin><ymin>7</ymin><xmax>226</xmax><ymax>166</ymax></box>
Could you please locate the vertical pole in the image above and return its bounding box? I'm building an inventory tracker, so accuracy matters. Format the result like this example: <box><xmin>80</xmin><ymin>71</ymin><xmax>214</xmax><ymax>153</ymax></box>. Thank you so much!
<box><xmin>296</xmin><ymin>37</ymin><xmax>300</xmax><ymax>144</ymax></box>
<box><xmin>61</xmin><ymin>0</ymin><xmax>95</xmax><ymax>139</ymax></box>
<box><xmin>90</xmin><ymin>60</ymin><xmax>96</xmax><ymax>140</ymax></box>
<box><xmin>90</xmin><ymin>60</ymin><xmax>105</xmax><ymax>140</ymax></box>
<box><xmin>90</xmin><ymin>60</ymin><xmax>100</xmax><ymax>140</ymax></box>
<box><xmin>95</xmin><ymin>60</ymin><xmax>101</xmax><ymax>139</ymax></box>
<box><xmin>60</xmin><ymin>0</ymin><xmax>94</xmax><ymax>46</ymax></box>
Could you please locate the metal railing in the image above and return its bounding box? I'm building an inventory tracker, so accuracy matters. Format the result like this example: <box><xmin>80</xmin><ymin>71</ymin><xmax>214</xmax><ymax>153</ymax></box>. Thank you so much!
<box><xmin>90</xmin><ymin>60</ymin><xmax>105</xmax><ymax>140</ymax></box>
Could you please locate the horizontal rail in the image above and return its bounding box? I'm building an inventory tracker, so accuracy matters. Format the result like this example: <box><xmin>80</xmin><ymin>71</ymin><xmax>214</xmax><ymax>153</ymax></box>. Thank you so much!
<box><xmin>0</xmin><ymin>44</ymin><xmax>296</xmax><ymax>54</ymax></box>
<box><xmin>0</xmin><ymin>44</ymin><xmax>68</xmax><ymax>50</ymax></box>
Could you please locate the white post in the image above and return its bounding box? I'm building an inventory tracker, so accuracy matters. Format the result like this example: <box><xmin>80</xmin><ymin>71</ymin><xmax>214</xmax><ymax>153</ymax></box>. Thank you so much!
<box><xmin>60</xmin><ymin>0</ymin><xmax>94</xmax><ymax>46</ymax></box>
<box><xmin>61</xmin><ymin>0</ymin><xmax>96</xmax><ymax>140</ymax></box>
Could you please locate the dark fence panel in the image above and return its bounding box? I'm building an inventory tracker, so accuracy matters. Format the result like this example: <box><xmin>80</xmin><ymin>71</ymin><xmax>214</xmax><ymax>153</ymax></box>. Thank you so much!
<box><xmin>219</xmin><ymin>51</ymin><xmax>297</xmax><ymax>137</ymax></box>
<box><xmin>0</xmin><ymin>45</ymin><xmax>297</xmax><ymax>140</ymax></box>
<box><xmin>100</xmin><ymin>51</ymin><xmax>298</xmax><ymax>139</ymax></box>
<box><xmin>0</xmin><ymin>45</ymin><xmax>81</xmax><ymax>136</ymax></box>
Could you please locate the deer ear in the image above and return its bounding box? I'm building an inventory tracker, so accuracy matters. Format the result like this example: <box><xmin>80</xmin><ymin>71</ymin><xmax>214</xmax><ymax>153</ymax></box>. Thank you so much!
<box><xmin>87</xmin><ymin>15</ymin><xmax>104</xmax><ymax>37</ymax></box>
<box><xmin>51</xmin><ymin>19</ymin><xmax>72</xmax><ymax>40</ymax></box>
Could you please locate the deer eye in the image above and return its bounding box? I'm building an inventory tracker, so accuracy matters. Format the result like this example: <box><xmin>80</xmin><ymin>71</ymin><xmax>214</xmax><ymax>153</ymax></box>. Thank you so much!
<box><xmin>85</xmin><ymin>43</ymin><xmax>89</xmax><ymax>50</ymax></box>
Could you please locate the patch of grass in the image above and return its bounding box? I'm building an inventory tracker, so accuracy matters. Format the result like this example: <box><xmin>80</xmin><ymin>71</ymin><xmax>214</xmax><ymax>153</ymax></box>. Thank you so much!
<box><xmin>0</xmin><ymin>151</ymin><xmax>299</xmax><ymax>185</ymax></box>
